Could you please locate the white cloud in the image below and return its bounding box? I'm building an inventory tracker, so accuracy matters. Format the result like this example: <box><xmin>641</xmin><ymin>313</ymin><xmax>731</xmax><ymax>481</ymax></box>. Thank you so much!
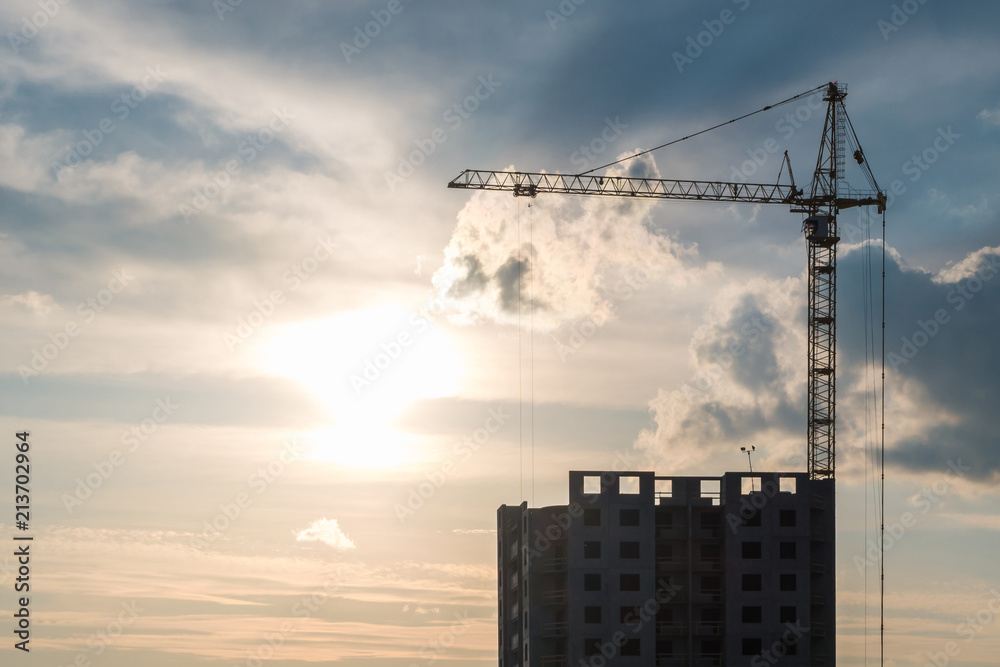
<box><xmin>295</xmin><ymin>518</ymin><xmax>356</xmax><ymax>551</ymax></box>
<box><xmin>1</xmin><ymin>290</ymin><xmax>58</xmax><ymax>315</ymax></box>
<box><xmin>433</xmin><ymin>153</ymin><xmax>715</xmax><ymax>331</ymax></box>
<box><xmin>978</xmin><ymin>105</ymin><xmax>1000</xmax><ymax>126</ymax></box>
<box><xmin>451</xmin><ymin>528</ymin><xmax>494</xmax><ymax>535</ymax></box>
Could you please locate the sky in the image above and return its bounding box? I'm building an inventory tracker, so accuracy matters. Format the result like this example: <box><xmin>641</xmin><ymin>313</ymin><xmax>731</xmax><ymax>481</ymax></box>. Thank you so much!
<box><xmin>0</xmin><ymin>0</ymin><xmax>999</xmax><ymax>665</ymax></box>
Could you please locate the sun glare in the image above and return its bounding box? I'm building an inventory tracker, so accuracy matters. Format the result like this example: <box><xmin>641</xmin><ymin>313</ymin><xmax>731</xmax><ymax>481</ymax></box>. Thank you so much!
<box><xmin>260</xmin><ymin>306</ymin><xmax>461</xmax><ymax>467</ymax></box>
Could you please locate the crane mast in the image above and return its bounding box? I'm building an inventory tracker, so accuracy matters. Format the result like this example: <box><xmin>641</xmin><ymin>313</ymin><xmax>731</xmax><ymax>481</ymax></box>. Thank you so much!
<box><xmin>447</xmin><ymin>82</ymin><xmax>883</xmax><ymax>481</ymax></box>
<box><xmin>800</xmin><ymin>83</ymin><xmax>846</xmax><ymax>480</ymax></box>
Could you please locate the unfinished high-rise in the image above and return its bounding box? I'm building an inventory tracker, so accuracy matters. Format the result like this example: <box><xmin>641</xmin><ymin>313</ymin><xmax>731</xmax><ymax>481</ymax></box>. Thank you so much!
<box><xmin>497</xmin><ymin>470</ymin><xmax>834</xmax><ymax>667</ymax></box>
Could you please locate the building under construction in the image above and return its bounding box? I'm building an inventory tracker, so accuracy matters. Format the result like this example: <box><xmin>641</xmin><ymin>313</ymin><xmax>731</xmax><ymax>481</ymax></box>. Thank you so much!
<box><xmin>451</xmin><ymin>81</ymin><xmax>885</xmax><ymax>667</ymax></box>
<box><xmin>498</xmin><ymin>470</ymin><xmax>834</xmax><ymax>667</ymax></box>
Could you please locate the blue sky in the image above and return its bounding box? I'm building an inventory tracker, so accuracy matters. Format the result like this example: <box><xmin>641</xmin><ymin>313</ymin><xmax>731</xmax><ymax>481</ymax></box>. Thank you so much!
<box><xmin>1</xmin><ymin>1</ymin><xmax>999</xmax><ymax>665</ymax></box>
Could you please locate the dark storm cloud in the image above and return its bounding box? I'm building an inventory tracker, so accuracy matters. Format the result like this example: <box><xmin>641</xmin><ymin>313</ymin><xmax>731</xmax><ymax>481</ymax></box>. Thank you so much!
<box><xmin>495</xmin><ymin>255</ymin><xmax>528</xmax><ymax>313</ymax></box>
<box><xmin>446</xmin><ymin>252</ymin><xmax>545</xmax><ymax>315</ymax></box>
<box><xmin>694</xmin><ymin>294</ymin><xmax>784</xmax><ymax>393</ymax></box>
<box><xmin>446</xmin><ymin>254</ymin><xmax>489</xmax><ymax>299</ymax></box>
<box><xmin>838</xmin><ymin>245</ymin><xmax>1000</xmax><ymax>480</ymax></box>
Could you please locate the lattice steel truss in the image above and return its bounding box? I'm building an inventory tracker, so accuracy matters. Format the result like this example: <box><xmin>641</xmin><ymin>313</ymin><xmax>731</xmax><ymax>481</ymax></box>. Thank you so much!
<box><xmin>803</xmin><ymin>83</ymin><xmax>847</xmax><ymax>480</ymax></box>
<box><xmin>448</xmin><ymin>82</ymin><xmax>884</xmax><ymax>481</ymax></box>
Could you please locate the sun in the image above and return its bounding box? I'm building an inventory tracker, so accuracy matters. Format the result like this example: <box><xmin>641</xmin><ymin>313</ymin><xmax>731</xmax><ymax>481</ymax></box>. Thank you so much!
<box><xmin>259</xmin><ymin>305</ymin><xmax>461</xmax><ymax>467</ymax></box>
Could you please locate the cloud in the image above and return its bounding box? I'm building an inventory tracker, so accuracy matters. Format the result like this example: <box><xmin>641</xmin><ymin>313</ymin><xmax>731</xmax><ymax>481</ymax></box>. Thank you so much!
<box><xmin>433</xmin><ymin>153</ymin><xmax>712</xmax><ymax>331</ymax></box>
<box><xmin>295</xmin><ymin>518</ymin><xmax>356</xmax><ymax>551</ymax></box>
<box><xmin>413</xmin><ymin>606</ymin><xmax>440</xmax><ymax>615</ymax></box>
<box><xmin>635</xmin><ymin>275</ymin><xmax>805</xmax><ymax>474</ymax></box>
<box><xmin>1</xmin><ymin>290</ymin><xmax>58</xmax><ymax>315</ymax></box>
<box><xmin>636</xmin><ymin>242</ymin><xmax>1000</xmax><ymax>485</ymax></box>
<box><xmin>977</xmin><ymin>105</ymin><xmax>1000</xmax><ymax>126</ymax></box>
<box><xmin>451</xmin><ymin>528</ymin><xmax>494</xmax><ymax>535</ymax></box>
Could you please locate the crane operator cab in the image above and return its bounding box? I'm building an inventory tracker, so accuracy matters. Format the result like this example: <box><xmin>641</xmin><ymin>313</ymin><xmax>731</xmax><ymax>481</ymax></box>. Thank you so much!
<box><xmin>802</xmin><ymin>214</ymin><xmax>832</xmax><ymax>241</ymax></box>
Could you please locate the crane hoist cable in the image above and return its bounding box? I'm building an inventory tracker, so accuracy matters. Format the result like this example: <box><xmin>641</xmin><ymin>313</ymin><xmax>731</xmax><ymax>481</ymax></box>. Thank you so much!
<box><xmin>517</xmin><ymin>197</ymin><xmax>523</xmax><ymax>502</ymax></box>
<box><xmin>530</xmin><ymin>201</ymin><xmax>535</xmax><ymax>508</ymax></box>
<box><xmin>880</xmin><ymin>206</ymin><xmax>887</xmax><ymax>667</ymax></box>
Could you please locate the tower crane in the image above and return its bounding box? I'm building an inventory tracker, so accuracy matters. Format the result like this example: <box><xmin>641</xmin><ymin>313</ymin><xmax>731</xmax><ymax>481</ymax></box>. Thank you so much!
<box><xmin>447</xmin><ymin>82</ymin><xmax>885</xmax><ymax>481</ymax></box>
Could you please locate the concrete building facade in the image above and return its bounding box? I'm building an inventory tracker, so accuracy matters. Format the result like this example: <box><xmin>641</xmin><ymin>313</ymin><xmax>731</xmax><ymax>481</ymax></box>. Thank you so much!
<box><xmin>497</xmin><ymin>470</ymin><xmax>834</xmax><ymax>667</ymax></box>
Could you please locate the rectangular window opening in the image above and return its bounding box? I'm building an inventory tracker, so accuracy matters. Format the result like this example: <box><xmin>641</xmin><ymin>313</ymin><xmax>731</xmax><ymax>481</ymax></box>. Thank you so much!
<box><xmin>780</xmin><ymin>476</ymin><xmax>797</xmax><ymax>494</ymax></box>
<box><xmin>779</xmin><ymin>606</ymin><xmax>797</xmax><ymax>624</ymax></box>
<box><xmin>583</xmin><ymin>475</ymin><xmax>601</xmax><ymax>495</ymax></box>
<box><xmin>655</xmin><ymin>478</ymin><xmax>673</xmax><ymax>498</ymax></box>
<box><xmin>620</xmin><ymin>541</ymin><xmax>641</xmax><ymax>559</ymax></box>
<box><xmin>621</xmin><ymin>638</ymin><xmax>640</xmax><ymax>657</ymax></box>
<box><xmin>741</xmin><ymin>476</ymin><xmax>762</xmax><ymax>495</ymax></box>
<box><xmin>742</xmin><ymin>638</ymin><xmax>762</xmax><ymax>656</ymax></box>
<box><xmin>620</xmin><ymin>573</ymin><xmax>640</xmax><ymax>591</ymax></box>
<box><xmin>619</xmin><ymin>508</ymin><xmax>640</xmax><ymax>527</ymax></box>
<box><xmin>619</xmin><ymin>475</ymin><xmax>640</xmax><ymax>494</ymax></box>
<box><xmin>742</xmin><ymin>606</ymin><xmax>763</xmax><ymax>623</ymax></box>
<box><xmin>742</xmin><ymin>541</ymin><xmax>762</xmax><ymax>559</ymax></box>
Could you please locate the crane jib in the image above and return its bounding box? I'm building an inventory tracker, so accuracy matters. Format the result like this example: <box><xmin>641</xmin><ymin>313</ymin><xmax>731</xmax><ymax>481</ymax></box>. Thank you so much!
<box><xmin>447</xmin><ymin>169</ymin><xmax>884</xmax><ymax>212</ymax></box>
<box><xmin>447</xmin><ymin>82</ymin><xmax>887</xmax><ymax>483</ymax></box>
